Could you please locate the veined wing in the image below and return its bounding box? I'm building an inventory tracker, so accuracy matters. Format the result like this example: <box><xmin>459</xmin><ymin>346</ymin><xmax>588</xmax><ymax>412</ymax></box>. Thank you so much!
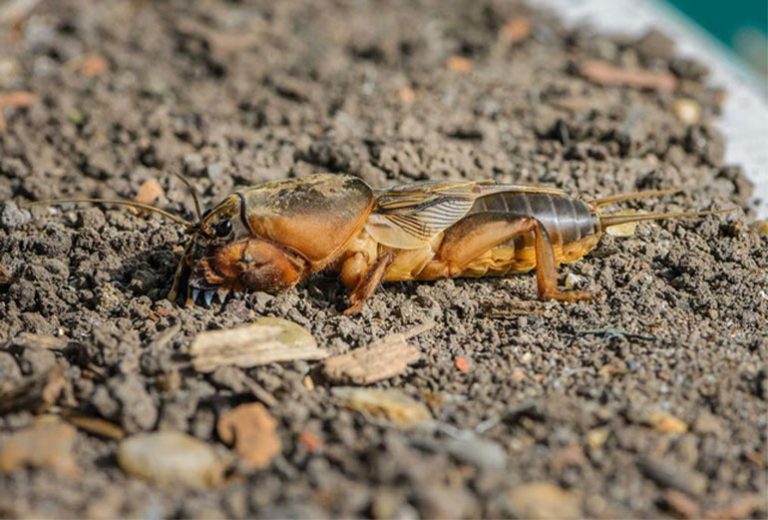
<box><xmin>367</xmin><ymin>180</ymin><xmax>565</xmax><ymax>249</ymax></box>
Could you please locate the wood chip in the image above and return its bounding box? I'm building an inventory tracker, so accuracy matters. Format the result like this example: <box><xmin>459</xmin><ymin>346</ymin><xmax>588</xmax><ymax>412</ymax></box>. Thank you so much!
<box><xmin>0</xmin><ymin>367</ymin><xmax>65</xmax><ymax>415</ymax></box>
<box><xmin>447</xmin><ymin>55</ymin><xmax>472</xmax><ymax>74</ymax></box>
<box><xmin>63</xmin><ymin>412</ymin><xmax>125</xmax><ymax>440</ymax></box>
<box><xmin>322</xmin><ymin>322</ymin><xmax>432</xmax><ymax>385</ymax></box>
<box><xmin>332</xmin><ymin>387</ymin><xmax>432</xmax><ymax>428</ymax></box>
<box><xmin>501</xmin><ymin>16</ymin><xmax>531</xmax><ymax>44</ymax></box>
<box><xmin>190</xmin><ymin>317</ymin><xmax>327</xmax><ymax>372</ymax></box>
<box><xmin>134</xmin><ymin>178</ymin><xmax>164</xmax><ymax>206</ymax></box>
<box><xmin>0</xmin><ymin>421</ymin><xmax>80</xmax><ymax>476</ymax></box>
<box><xmin>578</xmin><ymin>60</ymin><xmax>677</xmax><ymax>92</ymax></box>
<box><xmin>217</xmin><ymin>403</ymin><xmax>281</xmax><ymax>470</ymax></box>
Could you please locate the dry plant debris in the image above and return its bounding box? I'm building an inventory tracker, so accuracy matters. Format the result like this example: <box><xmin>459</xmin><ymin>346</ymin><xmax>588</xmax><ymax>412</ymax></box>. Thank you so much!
<box><xmin>117</xmin><ymin>431</ymin><xmax>225</xmax><ymax>489</ymax></box>
<box><xmin>322</xmin><ymin>322</ymin><xmax>432</xmax><ymax>384</ymax></box>
<box><xmin>0</xmin><ymin>421</ymin><xmax>80</xmax><ymax>477</ymax></box>
<box><xmin>578</xmin><ymin>60</ymin><xmax>677</xmax><ymax>92</ymax></box>
<box><xmin>190</xmin><ymin>317</ymin><xmax>327</xmax><ymax>372</ymax></box>
<box><xmin>217</xmin><ymin>403</ymin><xmax>281</xmax><ymax>470</ymax></box>
<box><xmin>332</xmin><ymin>387</ymin><xmax>432</xmax><ymax>428</ymax></box>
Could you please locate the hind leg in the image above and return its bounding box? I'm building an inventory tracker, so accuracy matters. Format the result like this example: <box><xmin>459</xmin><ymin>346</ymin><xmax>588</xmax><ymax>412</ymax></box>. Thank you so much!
<box><xmin>420</xmin><ymin>213</ymin><xmax>592</xmax><ymax>302</ymax></box>
<box><xmin>342</xmin><ymin>251</ymin><xmax>395</xmax><ymax>315</ymax></box>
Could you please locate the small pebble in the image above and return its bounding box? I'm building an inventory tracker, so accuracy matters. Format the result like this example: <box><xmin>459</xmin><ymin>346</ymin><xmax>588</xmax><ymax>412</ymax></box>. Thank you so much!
<box><xmin>444</xmin><ymin>437</ymin><xmax>507</xmax><ymax>471</ymax></box>
<box><xmin>672</xmin><ymin>98</ymin><xmax>701</xmax><ymax>125</ymax></box>
<box><xmin>1</xmin><ymin>202</ymin><xmax>31</xmax><ymax>230</ymax></box>
<box><xmin>507</xmin><ymin>482</ymin><xmax>583</xmax><ymax>519</ymax></box>
<box><xmin>118</xmin><ymin>431</ymin><xmax>225</xmax><ymax>489</ymax></box>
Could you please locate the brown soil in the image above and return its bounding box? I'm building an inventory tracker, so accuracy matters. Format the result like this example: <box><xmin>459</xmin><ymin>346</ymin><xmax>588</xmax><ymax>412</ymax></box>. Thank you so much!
<box><xmin>1</xmin><ymin>1</ymin><xmax>766</xmax><ymax>518</ymax></box>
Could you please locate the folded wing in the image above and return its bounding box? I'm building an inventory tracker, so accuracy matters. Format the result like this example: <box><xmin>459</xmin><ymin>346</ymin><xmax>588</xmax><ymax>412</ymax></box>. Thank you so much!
<box><xmin>366</xmin><ymin>180</ymin><xmax>565</xmax><ymax>249</ymax></box>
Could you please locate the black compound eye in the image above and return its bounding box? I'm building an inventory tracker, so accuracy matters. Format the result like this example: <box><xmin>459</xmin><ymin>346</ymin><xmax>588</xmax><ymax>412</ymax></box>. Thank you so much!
<box><xmin>213</xmin><ymin>219</ymin><xmax>232</xmax><ymax>238</ymax></box>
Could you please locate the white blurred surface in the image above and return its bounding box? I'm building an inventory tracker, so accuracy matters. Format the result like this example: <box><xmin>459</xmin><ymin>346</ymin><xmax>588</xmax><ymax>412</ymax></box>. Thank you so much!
<box><xmin>538</xmin><ymin>0</ymin><xmax>768</xmax><ymax>218</ymax></box>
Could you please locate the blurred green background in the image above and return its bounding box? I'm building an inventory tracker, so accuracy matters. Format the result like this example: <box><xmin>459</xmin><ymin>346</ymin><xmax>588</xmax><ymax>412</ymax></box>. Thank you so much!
<box><xmin>669</xmin><ymin>0</ymin><xmax>768</xmax><ymax>79</ymax></box>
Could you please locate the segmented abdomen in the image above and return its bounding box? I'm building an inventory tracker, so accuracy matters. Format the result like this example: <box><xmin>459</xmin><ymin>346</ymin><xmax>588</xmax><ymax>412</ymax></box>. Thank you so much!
<box><xmin>469</xmin><ymin>192</ymin><xmax>599</xmax><ymax>248</ymax></box>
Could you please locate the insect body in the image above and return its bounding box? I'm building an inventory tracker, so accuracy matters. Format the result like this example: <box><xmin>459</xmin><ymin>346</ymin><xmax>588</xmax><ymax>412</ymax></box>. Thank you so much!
<box><xmin>170</xmin><ymin>174</ymin><xmax>721</xmax><ymax>314</ymax></box>
<box><xmin>31</xmin><ymin>173</ymin><xmax>725</xmax><ymax>314</ymax></box>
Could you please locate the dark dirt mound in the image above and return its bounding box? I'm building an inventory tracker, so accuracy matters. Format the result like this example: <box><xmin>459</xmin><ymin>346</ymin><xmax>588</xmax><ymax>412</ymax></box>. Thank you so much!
<box><xmin>0</xmin><ymin>1</ymin><xmax>766</xmax><ymax>518</ymax></box>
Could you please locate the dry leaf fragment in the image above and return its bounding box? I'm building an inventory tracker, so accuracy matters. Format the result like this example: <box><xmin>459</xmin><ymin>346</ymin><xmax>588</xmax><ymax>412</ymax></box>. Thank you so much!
<box><xmin>578</xmin><ymin>60</ymin><xmax>677</xmax><ymax>92</ymax></box>
<box><xmin>0</xmin><ymin>421</ymin><xmax>80</xmax><ymax>476</ymax></box>
<box><xmin>0</xmin><ymin>367</ymin><xmax>65</xmax><ymax>415</ymax></box>
<box><xmin>501</xmin><ymin>16</ymin><xmax>531</xmax><ymax>44</ymax></box>
<box><xmin>190</xmin><ymin>318</ymin><xmax>327</xmax><ymax>372</ymax></box>
<box><xmin>323</xmin><ymin>322</ymin><xmax>431</xmax><ymax>384</ymax></box>
<box><xmin>332</xmin><ymin>387</ymin><xmax>432</xmax><ymax>428</ymax></box>
<box><xmin>134</xmin><ymin>178</ymin><xmax>164</xmax><ymax>206</ymax></box>
<box><xmin>217</xmin><ymin>403</ymin><xmax>281</xmax><ymax>469</ymax></box>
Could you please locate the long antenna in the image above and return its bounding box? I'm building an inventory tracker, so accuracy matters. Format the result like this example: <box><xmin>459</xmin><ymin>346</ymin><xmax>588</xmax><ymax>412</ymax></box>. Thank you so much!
<box><xmin>25</xmin><ymin>198</ymin><xmax>194</xmax><ymax>228</ymax></box>
<box><xmin>171</xmin><ymin>169</ymin><xmax>203</xmax><ymax>224</ymax></box>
